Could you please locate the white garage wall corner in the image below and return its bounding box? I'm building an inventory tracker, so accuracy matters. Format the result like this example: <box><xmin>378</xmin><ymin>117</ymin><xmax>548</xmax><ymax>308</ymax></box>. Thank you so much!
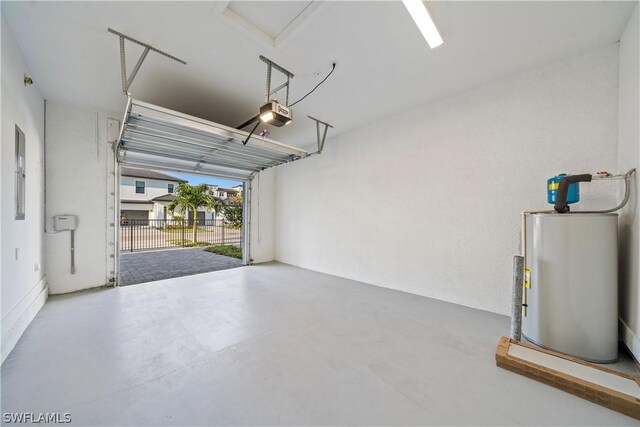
<box><xmin>44</xmin><ymin>102</ymin><xmax>118</xmax><ymax>294</ymax></box>
<box><xmin>617</xmin><ymin>4</ymin><xmax>640</xmax><ymax>360</ymax></box>
<box><xmin>1</xmin><ymin>17</ymin><xmax>48</xmax><ymax>363</ymax></box>
<box><xmin>248</xmin><ymin>168</ymin><xmax>276</xmax><ymax>263</ymax></box>
<box><xmin>275</xmin><ymin>44</ymin><xmax>621</xmax><ymax>316</ymax></box>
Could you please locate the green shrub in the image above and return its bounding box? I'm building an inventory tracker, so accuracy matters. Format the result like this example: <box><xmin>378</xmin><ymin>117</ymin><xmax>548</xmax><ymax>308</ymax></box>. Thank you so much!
<box><xmin>204</xmin><ymin>245</ymin><xmax>242</xmax><ymax>259</ymax></box>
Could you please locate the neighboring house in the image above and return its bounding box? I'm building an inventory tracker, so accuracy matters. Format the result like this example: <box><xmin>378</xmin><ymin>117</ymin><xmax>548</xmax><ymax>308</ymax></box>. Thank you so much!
<box><xmin>207</xmin><ymin>184</ymin><xmax>242</xmax><ymax>200</ymax></box>
<box><xmin>120</xmin><ymin>167</ymin><xmax>219</xmax><ymax>223</ymax></box>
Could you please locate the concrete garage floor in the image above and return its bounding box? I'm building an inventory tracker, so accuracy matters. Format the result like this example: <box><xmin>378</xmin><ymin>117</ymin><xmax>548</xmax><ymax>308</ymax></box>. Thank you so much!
<box><xmin>119</xmin><ymin>247</ymin><xmax>244</xmax><ymax>286</ymax></box>
<box><xmin>1</xmin><ymin>263</ymin><xmax>636</xmax><ymax>426</ymax></box>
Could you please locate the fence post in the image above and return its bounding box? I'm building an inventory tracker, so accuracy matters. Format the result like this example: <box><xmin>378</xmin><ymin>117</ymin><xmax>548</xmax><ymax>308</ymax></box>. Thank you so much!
<box><xmin>222</xmin><ymin>221</ymin><xmax>225</xmax><ymax>245</ymax></box>
<box><xmin>181</xmin><ymin>218</ymin><xmax>185</xmax><ymax>247</ymax></box>
<box><xmin>130</xmin><ymin>220</ymin><xmax>134</xmax><ymax>253</ymax></box>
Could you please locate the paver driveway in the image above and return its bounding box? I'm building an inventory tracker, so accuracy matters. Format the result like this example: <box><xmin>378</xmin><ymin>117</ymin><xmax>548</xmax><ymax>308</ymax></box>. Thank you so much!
<box><xmin>119</xmin><ymin>247</ymin><xmax>244</xmax><ymax>286</ymax></box>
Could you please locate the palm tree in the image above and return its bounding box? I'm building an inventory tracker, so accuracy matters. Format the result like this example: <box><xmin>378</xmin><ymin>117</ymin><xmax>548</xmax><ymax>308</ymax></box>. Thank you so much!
<box><xmin>168</xmin><ymin>183</ymin><xmax>219</xmax><ymax>244</ymax></box>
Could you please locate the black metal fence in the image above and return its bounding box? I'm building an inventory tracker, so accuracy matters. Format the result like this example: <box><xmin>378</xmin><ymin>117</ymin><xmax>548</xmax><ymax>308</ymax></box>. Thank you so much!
<box><xmin>120</xmin><ymin>219</ymin><xmax>242</xmax><ymax>252</ymax></box>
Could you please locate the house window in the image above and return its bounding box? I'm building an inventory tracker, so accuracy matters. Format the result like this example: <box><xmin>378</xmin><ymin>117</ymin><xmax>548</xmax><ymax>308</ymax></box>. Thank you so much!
<box><xmin>168</xmin><ymin>183</ymin><xmax>174</xmax><ymax>193</ymax></box>
<box><xmin>135</xmin><ymin>180</ymin><xmax>145</xmax><ymax>194</ymax></box>
<box><xmin>15</xmin><ymin>125</ymin><xmax>25</xmax><ymax>220</ymax></box>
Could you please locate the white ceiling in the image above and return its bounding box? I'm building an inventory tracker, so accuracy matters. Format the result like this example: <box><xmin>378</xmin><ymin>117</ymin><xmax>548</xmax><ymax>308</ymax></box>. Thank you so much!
<box><xmin>225</xmin><ymin>1</ymin><xmax>316</xmax><ymax>41</ymax></box>
<box><xmin>2</xmin><ymin>1</ymin><xmax>636</xmax><ymax>149</ymax></box>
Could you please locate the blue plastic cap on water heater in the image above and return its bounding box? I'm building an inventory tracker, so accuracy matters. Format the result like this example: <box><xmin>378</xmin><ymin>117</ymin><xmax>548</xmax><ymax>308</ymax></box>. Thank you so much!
<box><xmin>547</xmin><ymin>174</ymin><xmax>580</xmax><ymax>205</ymax></box>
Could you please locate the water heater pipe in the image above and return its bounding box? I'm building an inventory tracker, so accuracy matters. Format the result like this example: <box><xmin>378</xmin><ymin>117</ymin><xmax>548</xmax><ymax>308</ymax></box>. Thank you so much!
<box><xmin>510</xmin><ymin>256</ymin><xmax>524</xmax><ymax>341</ymax></box>
<box><xmin>70</xmin><ymin>230</ymin><xmax>76</xmax><ymax>275</ymax></box>
<box><xmin>554</xmin><ymin>174</ymin><xmax>593</xmax><ymax>213</ymax></box>
<box><xmin>565</xmin><ymin>168</ymin><xmax>636</xmax><ymax>214</ymax></box>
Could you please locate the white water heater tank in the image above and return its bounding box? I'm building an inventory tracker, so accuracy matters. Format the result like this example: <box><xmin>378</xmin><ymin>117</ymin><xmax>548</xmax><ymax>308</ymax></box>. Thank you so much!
<box><xmin>522</xmin><ymin>213</ymin><xmax>618</xmax><ymax>363</ymax></box>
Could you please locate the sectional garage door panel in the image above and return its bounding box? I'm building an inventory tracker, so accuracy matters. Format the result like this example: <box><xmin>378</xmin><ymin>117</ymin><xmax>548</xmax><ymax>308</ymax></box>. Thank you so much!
<box><xmin>117</xmin><ymin>98</ymin><xmax>310</xmax><ymax>179</ymax></box>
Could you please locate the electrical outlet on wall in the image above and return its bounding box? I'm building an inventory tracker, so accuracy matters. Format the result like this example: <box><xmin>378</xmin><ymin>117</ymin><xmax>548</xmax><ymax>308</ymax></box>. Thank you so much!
<box><xmin>34</xmin><ymin>263</ymin><xmax>40</xmax><ymax>272</ymax></box>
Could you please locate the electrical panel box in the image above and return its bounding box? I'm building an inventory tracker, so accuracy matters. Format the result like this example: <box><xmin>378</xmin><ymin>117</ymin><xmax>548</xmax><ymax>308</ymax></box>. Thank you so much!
<box><xmin>54</xmin><ymin>215</ymin><xmax>77</xmax><ymax>231</ymax></box>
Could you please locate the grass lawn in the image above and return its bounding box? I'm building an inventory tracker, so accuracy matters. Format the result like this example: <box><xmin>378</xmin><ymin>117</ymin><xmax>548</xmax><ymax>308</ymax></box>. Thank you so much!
<box><xmin>167</xmin><ymin>239</ymin><xmax>211</xmax><ymax>247</ymax></box>
<box><xmin>204</xmin><ymin>245</ymin><xmax>242</xmax><ymax>259</ymax></box>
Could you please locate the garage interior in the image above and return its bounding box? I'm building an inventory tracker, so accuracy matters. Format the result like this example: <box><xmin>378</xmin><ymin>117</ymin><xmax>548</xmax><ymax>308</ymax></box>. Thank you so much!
<box><xmin>1</xmin><ymin>1</ymin><xmax>639</xmax><ymax>425</ymax></box>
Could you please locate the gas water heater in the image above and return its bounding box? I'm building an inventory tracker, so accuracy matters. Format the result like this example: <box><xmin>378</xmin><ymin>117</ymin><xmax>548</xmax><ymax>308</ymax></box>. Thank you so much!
<box><xmin>518</xmin><ymin>169</ymin><xmax>635</xmax><ymax>363</ymax></box>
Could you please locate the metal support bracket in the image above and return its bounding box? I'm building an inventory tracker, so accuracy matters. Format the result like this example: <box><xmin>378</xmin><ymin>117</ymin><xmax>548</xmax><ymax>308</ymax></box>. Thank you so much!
<box><xmin>260</xmin><ymin>55</ymin><xmax>294</xmax><ymax>104</ymax></box>
<box><xmin>307</xmin><ymin>115</ymin><xmax>333</xmax><ymax>154</ymax></box>
<box><xmin>108</xmin><ymin>28</ymin><xmax>186</xmax><ymax>94</ymax></box>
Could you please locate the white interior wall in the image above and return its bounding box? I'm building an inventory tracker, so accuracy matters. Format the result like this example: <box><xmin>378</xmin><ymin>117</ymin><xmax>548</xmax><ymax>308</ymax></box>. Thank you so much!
<box><xmin>44</xmin><ymin>102</ymin><xmax>118</xmax><ymax>294</ymax></box>
<box><xmin>275</xmin><ymin>44</ymin><xmax>620</xmax><ymax>316</ymax></box>
<box><xmin>617</xmin><ymin>4</ymin><xmax>640</xmax><ymax>360</ymax></box>
<box><xmin>1</xmin><ymin>18</ymin><xmax>47</xmax><ymax>362</ymax></box>
<box><xmin>249</xmin><ymin>168</ymin><xmax>276</xmax><ymax>263</ymax></box>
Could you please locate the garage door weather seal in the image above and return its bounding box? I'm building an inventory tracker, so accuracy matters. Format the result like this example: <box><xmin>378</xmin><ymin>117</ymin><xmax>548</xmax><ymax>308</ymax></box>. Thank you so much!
<box><xmin>116</xmin><ymin>97</ymin><xmax>311</xmax><ymax>180</ymax></box>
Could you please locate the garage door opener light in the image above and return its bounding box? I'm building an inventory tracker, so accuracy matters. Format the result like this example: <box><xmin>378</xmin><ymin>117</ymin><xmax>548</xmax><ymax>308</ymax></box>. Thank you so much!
<box><xmin>237</xmin><ymin>56</ymin><xmax>335</xmax><ymax>153</ymax></box>
<box><xmin>259</xmin><ymin>101</ymin><xmax>292</xmax><ymax>127</ymax></box>
<box><xmin>242</xmin><ymin>56</ymin><xmax>295</xmax><ymax>144</ymax></box>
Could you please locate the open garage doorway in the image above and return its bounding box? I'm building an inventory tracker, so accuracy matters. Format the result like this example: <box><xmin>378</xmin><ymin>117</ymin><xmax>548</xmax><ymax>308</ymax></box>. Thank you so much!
<box><xmin>113</xmin><ymin>97</ymin><xmax>309</xmax><ymax>287</ymax></box>
<box><xmin>117</xmin><ymin>166</ymin><xmax>245</xmax><ymax>286</ymax></box>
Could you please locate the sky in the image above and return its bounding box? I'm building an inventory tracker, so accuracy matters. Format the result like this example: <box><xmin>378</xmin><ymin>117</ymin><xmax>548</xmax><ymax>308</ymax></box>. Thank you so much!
<box><xmin>166</xmin><ymin>172</ymin><xmax>242</xmax><ymax>189</ymax></box>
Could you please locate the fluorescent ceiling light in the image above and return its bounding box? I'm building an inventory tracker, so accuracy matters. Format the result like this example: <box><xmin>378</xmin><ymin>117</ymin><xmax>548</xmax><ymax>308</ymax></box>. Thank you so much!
<box><xmin>402</xmin><ymin>0</ymin><xmax>443</xmax><ymax>49</ymax></box>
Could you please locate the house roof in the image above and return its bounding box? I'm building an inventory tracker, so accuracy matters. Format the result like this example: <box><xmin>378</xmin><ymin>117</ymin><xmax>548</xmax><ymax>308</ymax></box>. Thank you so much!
<box><xmin>121</xmin><ymin>199</ymin><xmax>153</xmax><ymax>204</ymax></box>
<box><xmin>120</xmin><ymin>167</ymin><xmax>186</xmax><ymax>182</ymax></box>
<box><xmin>218</xmin><ymin>188</ymin><xmax>239</xmax><ymax>194</ymax></box>
<box><xmin>151</xmin><ymin>194</ymin><xmax>176</xmax><ymax>202</ymax></box>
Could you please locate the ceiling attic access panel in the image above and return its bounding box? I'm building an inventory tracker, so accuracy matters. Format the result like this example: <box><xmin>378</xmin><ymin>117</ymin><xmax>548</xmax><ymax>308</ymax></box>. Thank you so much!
<box><xmin>116</xmin><ymin>98</ymin><xmax>310</xmax><ymax>180</ymax></box>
